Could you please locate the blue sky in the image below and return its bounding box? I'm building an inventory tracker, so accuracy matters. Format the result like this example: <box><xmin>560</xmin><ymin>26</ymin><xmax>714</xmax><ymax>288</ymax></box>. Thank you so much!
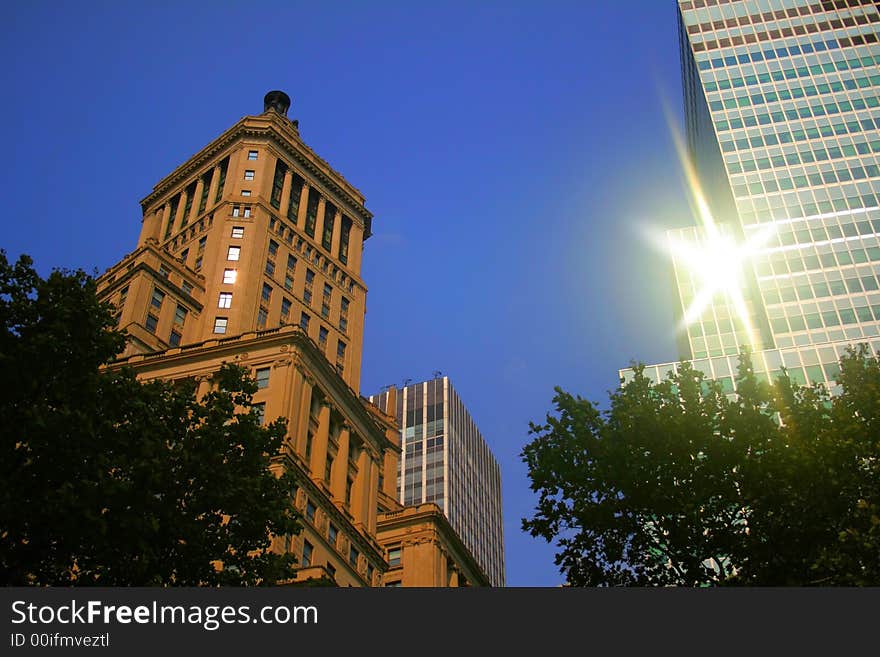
<box><xmin>3</xmin><ymin>1</ymin><xmax>696</xmax><ymax>586</ymax></box>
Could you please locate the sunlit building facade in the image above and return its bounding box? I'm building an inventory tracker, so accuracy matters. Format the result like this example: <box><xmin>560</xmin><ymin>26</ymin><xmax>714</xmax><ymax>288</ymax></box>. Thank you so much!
<box><xmin>369</xmin><ymin>377</ymin><xmax>505</xmax><ymax>587</ymax></box>
<box><xmin>95</xmin><ymin>91</ymin><xmax>487</xmax><ymax>587</ymax></box>
<box><xmin>624</xmin><ymin>0</ymin><xmax>880</xmax><ymax>390</ymax></box>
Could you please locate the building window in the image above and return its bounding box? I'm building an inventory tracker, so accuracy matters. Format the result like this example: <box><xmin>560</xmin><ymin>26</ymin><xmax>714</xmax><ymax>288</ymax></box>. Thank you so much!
<box><xmin>300</xmin><ymin>312</ymin><xmax>310</xmax><ymax>331</ymax></box>
<box><xmin>145</xmin><ymin>313</ymin><xmax>158</xmax><ymax>333</ymax></box>
<box><xmin>253</xmin><ymin>402</ymin><xmax>265</xmax><ymax>425</ymax></box>
<box><xmin>269</xmin><ymin>240</ymin><xmax>279</xmax><ymax>257</ymax></box>
<box><xmin>265</xmin><ymin>259</ymin><xmax>275</xmax><ymax>276</ymax></box>
<box><xmin>232</xmin><ymin>204</ymin><xmax>241</xmax><ymax>217</ymax></box>
<box><xmin>287</xmin><ymin>254</ymin><xmax>297</xmax><ymax>272</ymax></box>
<box><xmin>262</xmin><ymin>283</ymin><xmax>272</xmax><ymax>303</ymax></box>
<box><xmin>318</xmin><ymin>327</ymin><xmax>328</xmax><ymax>349</ymax></box>
<box><xmin>284</xmin><ymin>273</ymin><xmax>293</xmax><ymax>291</ymax></box>
<box><xmin>288</xmin><ymin>174</ymin><xmax>304</xmax><ymax>223</ymax></box>
<box><xmin>218</xmin><ymin>292</ymin><xmax>232</xmax><ymax>308</ymax></box>
<box><xmin>388</xmin><ymin>548</ymin><xmax>401</xmax><ymax>567</ymax></box>
<box><xmin>321</xmin><ymin>283</ymin><xmax>331</xmax><ymax>318</ymax></box>
<box><xmin>223</xmin><ymin>269</ymin><xmax>237</xmax><ymax>284</ymax></box>
<box><xmin>306</xmin><ymin>500</ymin><xmax>316</xmax><ymax>523</ymax></box>
<box><xmin>181</xmin><ymin>280</ymin><xmax>193</xmax><ymax>296</ymax></box>
<box><xmin>349</xmin><ymin>546</ymin><xmax>359</xmax><ymax>567</ymax></box>
<box><xmin>241</xmin><ymin>190</ymin><xmax>251</xmax><ymax>197</ymax></box>
<box><xmin>302</xmin><ymin>540</ymin><xmax>313</xmax><ymax>567</ymax></box>
<box><xmin>271</xmin><ymin>160</ymin><xmax>287</xmax><ymax>209</ymax></box>
<box><xmin>328</xmin><ymin>524</ymin><xmax>338</xmax><ymax>546</ymax></box>
<box><xmin>169</xmin><ymin>329</ymin><xmax>181</xmax><ymax>347</ymax></box>
<box><xmin>231</xmin><ymin>226</ymin><xmax>244</xmax><ymax>238</ymax></box>
<box><xmin>324</xmin><ymin>455</ymin><xmax>333</xmax><ymax>484</ymax></box>
<box><xmin>244</xmin><ymin>170</ymin><xmax>255</xmax><ymax>181</ymax></box>
<box><xmin>182</xmin><ymin>181</ymin><xmax>196</xmax><ymax>227</ymax></box>
<box><xmin>243</xmin><ymin>205</ymin><xmax>252</xmax><ymax>218</ymax></box>
<box><xmin>118</xmin><ymin>285</ymin><xmax>129</xmax><ymax>307</ymax></box>
<box><xmin>213</xmin><ymin>317</ymin><xmax>228</xmax><ymax>334</ymax></box>
<box><xmin>303</xmin><ymin>289</ymin><xmax>312</xmax><ymax>305</ymax></box>
<box><xmin>198</xmin><ymin>172</ymin><xmax>211</xmax><ymax>214</ymax></box>
<box><xmin>256</xmin><ymin>367</ymin><xmax>270</xmax><ymax>389</ymax></box>
<box><xmin>158</xmin><ymin>264</ymin><xmax>170</xmax><ymax>279</ymax></box>
<box><xmin>198</xmin><ymin>235</ymin><xmax>207</xmax><ymax>253</ymax></box>
<box><xmin>305</xmin><ymin>189</ymin><xmax>319</xmax><ymax>237</ymax></box>
<box><xmin>227</xmin><ymin>246</ymin><xmax>241</xmax><ymax>261</ymax></box>
<box><xmin>385</xmin><ymin>580</ymin><xmax>402</xmax><ymax>587</ymax></box>
<box><xmin>337</xmin><ymin>340</ymin><xmax>346</xmax><ymax>359</ymax></box>
<box><xmin>322</xmin><ymin>203</ymin><xmax>336</xmax><ymax>251</ymax></box>
<box><xmin>281</xmin><ymin>297</ymin><xmax>291</xmax><ymax>322</ymax></box>
<box><xmin>179</xmin><ymin>248</ymin><xmax>189</xmax><ymax>265</ymax></box>
<box><xmin>151</xmin><ymin>288</ymin><xmax>165</xmax><ymax>310</ymax></box>
<box><xmin>327</xmin><ymin>563</ymin><xmax>336</xmax><ymax>579</ymax></box>
<box><xmin>339</xmin><ymin>215</ymin><xmax>352</xmax><ymax>265</ymax></box>
<box><xmin>339</xmin><ymin>296</ymin><xmax>349</xmax><ymax>333</ymax></box>
<box><xmin>305</xmin><ymin>269</ymin><xmax>315</xmax><ymax>284</ymax></box>
<box><xmin>194</xmin><ymin>256</ymin><xmax>202</xmax><ymax>272</ymax></box>
<box><xmin>164</xmin><ymin>195</ymin><xmax>179</xmax><ymax>239</ymax></box>
<box><xmin>248</xmin><ymin>150</ymin><xmax>258</xmax><ymax>161</ymax></box>
<box><xmin>257</xmin><ymin>306</ymin><xmax>268</xmax><ymax>329</ymax></box>
<box><xmin>174</xmin><ymin>305</ymin><xmax>187</xmax><ymax>325</ymax></box>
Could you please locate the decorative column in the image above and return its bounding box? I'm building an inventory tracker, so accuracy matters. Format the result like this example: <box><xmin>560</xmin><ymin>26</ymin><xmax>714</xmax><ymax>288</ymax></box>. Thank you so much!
<box><xmin>206</xmin><ymin>164</ymin><xmax>220</xmax><ymax>207</ymax></box>
<box><xmin>172</xmin><ymin>193</ymin><xmax>186</xmax><ymax>231</ymax></box>
<box><xmin>189</xmin><ymin>178</ymin><xmax>205</xmax><ymax>224</ymax></box>
<box><xmin>330</xmin><ymin>423</ymin><xmax>351</xmax><ymax>503</ymax></box>
<box><xmin>309</xmin><ymin>401</ymin><xmax>331</xmax><ymax>484</ymax></box>
<box><xmin>314</xmin><ymin>197</ymin><xmax>327</xmax><ymax>243</ymax></box>
<box><xmin>160</xmin><ymin>203</ymin><xmax>173</xmax><ymax>240</ymax></box>
<box><xmin>382</xmin><ymin>449</ymin><xmax>397</xmax><ymax>498</ymax></box>
<box><xmin>352</xmin><ymin>447</ymin><xmax>373</xmax><ymax>528</ymax></box>
<box><xmin>293</xmin><ymin>371</ymin><xmax>314</xmax><ymax>458</ymax></box>
<box><xmin>279</xmin><ymin>170</ymin><xmax>293</xmax><ymax>218</ymax></box>
<box><xmin>276</xmin><ymin>351</ymin><xmax>298</xmax><ymax>455</ymax></box>
<box><xmin>294</xmin><ymin>182</ymin><xmax>309</xmax><ymax>227</ymax></box>
<box><xmin>367</xmin><ymin>457</ymin><xmax>380</xmax><ymax>534</ymax></box>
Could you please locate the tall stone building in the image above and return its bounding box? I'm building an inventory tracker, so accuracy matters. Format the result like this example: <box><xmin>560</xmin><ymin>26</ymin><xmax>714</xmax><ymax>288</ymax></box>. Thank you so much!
<box><xmin>96</xmin><ymin>91</ymin><xmax>488</xmax><ymax>587</ymax></box>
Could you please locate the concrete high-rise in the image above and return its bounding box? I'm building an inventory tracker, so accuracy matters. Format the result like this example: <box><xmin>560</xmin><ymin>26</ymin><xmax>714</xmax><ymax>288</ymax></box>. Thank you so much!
<box><xmin>623</xmin><ymin>1</ymin><xmax>880</xmax><ymax>390</ymax></box>
<box><xmin>369</xmin><ymin>377</ymin><xmax>505</xmax><ymax>587</ymax></box>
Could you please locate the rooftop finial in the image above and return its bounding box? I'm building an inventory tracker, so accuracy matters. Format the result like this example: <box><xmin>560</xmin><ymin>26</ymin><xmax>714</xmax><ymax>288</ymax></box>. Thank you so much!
<box><xmin>263</xmin><ymin>90</ymin><xmax>291</xmax><ymax>116</ymax></box>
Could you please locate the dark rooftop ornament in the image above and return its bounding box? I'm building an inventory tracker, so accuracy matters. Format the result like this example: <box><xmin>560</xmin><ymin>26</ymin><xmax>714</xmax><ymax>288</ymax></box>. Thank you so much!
<box><xmin>263</xmin><ymin>90</ymin><xmax>291</xmax><ymax>117</ymax></box>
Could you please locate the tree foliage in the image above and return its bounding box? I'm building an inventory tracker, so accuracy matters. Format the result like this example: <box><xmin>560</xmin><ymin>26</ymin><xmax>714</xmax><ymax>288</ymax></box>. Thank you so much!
<box><xmin>522</xmin><ymin>347</ymin><xmax>880</xmax><ymax>586</ymax></box>
<box><xmin>0</xmin><ymin>251</ymin><xmax>300</xmax><ymax>585</ymax></box>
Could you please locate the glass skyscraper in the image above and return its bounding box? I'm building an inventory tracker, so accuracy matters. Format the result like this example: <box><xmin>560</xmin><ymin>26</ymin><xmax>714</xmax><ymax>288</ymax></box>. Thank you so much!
<box><xmin>623</xmin><ymin>0</ymin><xmax>880</xmax><ymax>391</ymax></box>
<box><xmin>369</xmin><ymin>376</ymin><xmax>505</xmax><ymax>587</ymax></box>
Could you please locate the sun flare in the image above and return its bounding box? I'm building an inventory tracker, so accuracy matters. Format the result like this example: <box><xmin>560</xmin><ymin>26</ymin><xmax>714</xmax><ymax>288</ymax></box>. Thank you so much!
<box><xmin>652</xmin><ymin>103</ymin><xmax>775</xmax><ymax>349</ymax></box>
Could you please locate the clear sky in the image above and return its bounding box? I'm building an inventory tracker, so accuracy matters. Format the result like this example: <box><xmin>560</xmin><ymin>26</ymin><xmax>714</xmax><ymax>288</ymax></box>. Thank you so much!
<box><xmin>3</xmin><ymin>1</ymin><xmax>697</xmax><ymax>586</ymax></box>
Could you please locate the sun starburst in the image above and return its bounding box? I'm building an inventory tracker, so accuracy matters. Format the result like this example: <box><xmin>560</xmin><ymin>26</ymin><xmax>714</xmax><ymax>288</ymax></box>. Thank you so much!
<box><xmin>653</xmin><ymin>104</ymin><xmax>775</xmax><ymax>349</ymax></box>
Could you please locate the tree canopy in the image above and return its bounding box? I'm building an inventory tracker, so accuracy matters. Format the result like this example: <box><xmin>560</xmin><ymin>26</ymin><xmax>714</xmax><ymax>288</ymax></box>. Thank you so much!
<box><xmin>522</xmin><ymin>348</ymin><xmax>880</xmax><ymax>586</ymax></box>
<box><xmin>0</xmin><ymin>251</ymin><xmax>300</xmax><ymax>585</ymax></box>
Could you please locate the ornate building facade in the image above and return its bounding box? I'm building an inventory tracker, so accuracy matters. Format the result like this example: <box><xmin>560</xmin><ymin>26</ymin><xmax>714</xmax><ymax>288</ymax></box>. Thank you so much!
<box><xmin>96</xmin><ymin>91</ymin><xmax>488</xmax><ymax>587</ymax></box>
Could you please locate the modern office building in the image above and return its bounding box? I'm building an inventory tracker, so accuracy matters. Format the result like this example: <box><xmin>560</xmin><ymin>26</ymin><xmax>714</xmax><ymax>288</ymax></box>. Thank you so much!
<box><xmin>95</xmin><ymin>91</ymin><xmax>486</xmax><ymax>587</ymax></box>
<box><xmin>369</xmin><ymin>376</ymin><xmax>505</xmax><ymax>587</ymax></box>
<box><xmin>623</xmin><ymin>0</ymin><xmax>880</xmax><ymax>390</ymax></box>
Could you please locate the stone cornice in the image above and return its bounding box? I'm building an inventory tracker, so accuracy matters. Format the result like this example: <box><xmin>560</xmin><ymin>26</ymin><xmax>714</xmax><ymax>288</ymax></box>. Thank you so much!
<box><xmin>140</xmin><ymin>115</ymin><xmax>373</xmax><ymax>235</ymax></box>
<box><xmin>377</xmin><ymin>503</ymin><xmax>490</xmax><ymax>586</ymax></box>
<box><xmin>96</xmin><ymin>243</ymin><xmax>205</xmax><ymax>312</ymax></box>
<box><xmin>106</xmin><ymin>325</ymin><xmax>396</xmax><ymax>455</ymax></box>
